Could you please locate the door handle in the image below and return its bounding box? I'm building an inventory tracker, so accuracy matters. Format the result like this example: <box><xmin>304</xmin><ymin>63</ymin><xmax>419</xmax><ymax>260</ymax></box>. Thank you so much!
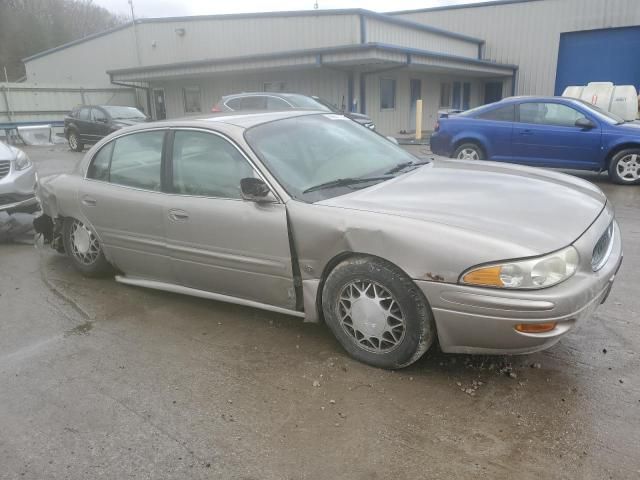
<box><xmin>168</xmin><ymin>209</ymin><xmax>189</xmax><ymax>221</ymax></box>
<box><xmin>519</xmin><ymin>129</ymin><xmax>533</xmax><ymax>136</ymax></box>
<box><xmin>81</xmin><ymin>196</ymin><xmax>97</xmax><ymax>207</ymax></box>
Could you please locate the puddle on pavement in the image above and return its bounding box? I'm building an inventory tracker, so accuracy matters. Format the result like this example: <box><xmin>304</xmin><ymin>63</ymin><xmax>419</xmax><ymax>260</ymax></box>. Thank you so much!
<box><xmin>64</xmin><ymin>321</ymin><xmax>93</xmax><ymax>337</ymax></box>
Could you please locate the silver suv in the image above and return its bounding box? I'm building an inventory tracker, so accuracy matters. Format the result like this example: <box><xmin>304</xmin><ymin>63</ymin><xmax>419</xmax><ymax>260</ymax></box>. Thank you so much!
<box><xmin>0</xmin><ymin>141</ymin><xmax>37</xmax><ymax>214</ymax></box>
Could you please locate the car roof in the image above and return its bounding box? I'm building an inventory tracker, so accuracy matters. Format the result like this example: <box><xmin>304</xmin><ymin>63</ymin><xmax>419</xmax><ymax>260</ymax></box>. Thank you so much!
<box><xmin>498</xmin><ymin>96</ymin><xmax>577</xmax><ymax>104</ymax></box>
<box><xmin>174</xmin><ymin>110</ymin><xmax>322</xmax><ymax>129</ymax></box>
<box><xmin>222</xmin><ymin>92</ymin><xmax>309</xmax><ymax>100</ymax></box>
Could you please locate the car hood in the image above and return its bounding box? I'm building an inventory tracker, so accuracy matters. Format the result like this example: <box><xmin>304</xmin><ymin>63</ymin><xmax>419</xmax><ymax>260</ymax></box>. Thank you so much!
<box><xmin>318</xmin><ymin>159</ymin><xmax>606</xmax><ymax>254</ymax></box>
<box><xmin>0</xmin><ymin>142</ymin><xmax>18</xmax><ymax>161</ymax></box>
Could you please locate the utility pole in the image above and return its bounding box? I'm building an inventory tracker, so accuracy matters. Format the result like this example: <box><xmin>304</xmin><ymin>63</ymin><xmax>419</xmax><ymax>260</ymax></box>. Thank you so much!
<box><xmin>128</xmin><ymin>0</ymin><xmax>142</xmax><ymax>66</ymax></box>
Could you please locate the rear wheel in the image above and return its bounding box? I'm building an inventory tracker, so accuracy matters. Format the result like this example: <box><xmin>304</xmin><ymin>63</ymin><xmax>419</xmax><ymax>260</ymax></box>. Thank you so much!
<box><xmin>62</xmin><ymin>217</ymin><xmax>111</xmax><ymax>277</ymax></box>
<box><xmin>453</xmin><ymin>143</ymin><xmax>484</xmax><ymax>161</ymax></box>
<box><xmin>608</xmin><ymin>149</ymin><xmax>640</xmax><ymax>185</ymax></box>
<box><xmin>321</xmin><ymin>256</ymin><xmax>436</xmax><ymax>369</ymax></box>
<box><xmin>68</xmin><ymin>131</ymin><xmax>84</xmax><ymax>152</ymax></box>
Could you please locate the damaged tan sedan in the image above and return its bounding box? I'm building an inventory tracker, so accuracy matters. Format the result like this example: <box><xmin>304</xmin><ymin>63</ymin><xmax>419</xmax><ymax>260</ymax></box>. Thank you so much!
<box><xmin>35</xmin><ymin>111</ymin><xmax>623</xmax><ymax>369</ymax></box>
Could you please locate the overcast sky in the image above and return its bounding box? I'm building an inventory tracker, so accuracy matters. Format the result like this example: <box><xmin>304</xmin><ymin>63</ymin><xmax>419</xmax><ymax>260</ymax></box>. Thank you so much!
<box><xmin>93</xmin><ymin>0</ymin><xmax>485</xmax><ymax>18</ymax></box>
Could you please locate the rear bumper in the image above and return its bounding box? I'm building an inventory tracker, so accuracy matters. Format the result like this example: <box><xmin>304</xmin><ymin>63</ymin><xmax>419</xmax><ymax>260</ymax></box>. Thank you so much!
<box><xmin>416</xmin><ymin>213</ymin><xmax>623</xmax><ymax>355</ymax></box>
<box><xmin>429</xmin><ymin>132</ymin><xmax>450</xmax><ymax>156</ymax></box>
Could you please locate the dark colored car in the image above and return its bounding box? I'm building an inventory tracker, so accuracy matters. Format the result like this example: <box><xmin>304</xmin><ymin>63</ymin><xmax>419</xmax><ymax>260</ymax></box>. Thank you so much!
<box><xmin>430</xmin><ymin>96</ymin><xmax>640</xmax><ymax>185</ymax></box>
<box><xmin>64</xmin><ymin>105</ymin><xmax>147</xmax><ymax>152</ymax></box>
<box><xmin>211</xmin><ymin>92</ymin><xmax>376</xmax><ymax>130</ymax></box>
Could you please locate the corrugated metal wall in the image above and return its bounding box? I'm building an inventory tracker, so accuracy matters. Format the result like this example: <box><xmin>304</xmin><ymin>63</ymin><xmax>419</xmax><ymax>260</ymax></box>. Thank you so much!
<box><xmin>393</xmin><ymin>0</ymin><xmax>640</xmax><ymax>95</ymax></box>
<box><xmin>364</xmin><ymin>17</ymin><xmax>478</xmax><ymax>57</ymax></box>
<box><xmin>0</xmin><ymin>83</ymin><xmax>136</xmax><ymax>122</ymax></box>
<box><xmin>155</xmin><ymin>68</ymin><xmax>350</xmax><ymax>119</ymax></box>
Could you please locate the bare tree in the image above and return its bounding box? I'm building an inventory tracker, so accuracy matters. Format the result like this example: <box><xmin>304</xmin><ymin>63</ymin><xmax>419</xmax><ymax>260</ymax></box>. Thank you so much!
<box><xmin>0</xmin><ymin>0</ymin><xmax>127</xmax><ymax>81</ymax></box>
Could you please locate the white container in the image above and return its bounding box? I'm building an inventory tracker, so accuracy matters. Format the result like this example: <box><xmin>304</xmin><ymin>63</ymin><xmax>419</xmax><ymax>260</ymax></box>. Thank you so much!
<box><xmin>562</xmin><ymin>82</ymin><xmax>639</xmax><ymax>121</ymax></box>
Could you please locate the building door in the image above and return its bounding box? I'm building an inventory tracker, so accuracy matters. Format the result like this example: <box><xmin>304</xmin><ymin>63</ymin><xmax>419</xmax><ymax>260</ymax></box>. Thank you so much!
<box><xmin>462</xmin><ymin>82</ymin><xmax>471</xmax><ymax>110</ymax></box>
<box><xmin>153</xmin><ymin>89</ymin><xmax>166</xmax><ymax>120</ymax></box>
<box><xmin>452</xmin><ymin>82</ymin><xmax>461</xmax><ymax>109</ymax></box>
<box><xmin>484</xmin><ymin>82</ymin><xmax>503</xmax><ymax>104</ymax></box>
<box><xmin>409</xmin><ymin>79</ymin><xmax>422</xmax><ymax>131</ymax></box>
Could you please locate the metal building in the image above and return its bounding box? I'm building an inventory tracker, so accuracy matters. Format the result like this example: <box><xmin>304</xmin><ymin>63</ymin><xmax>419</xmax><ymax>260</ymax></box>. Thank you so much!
<box><xmin>21</xmin><ymin>0</ymin><xmax>640</xmax><ymax>135</ymax></box>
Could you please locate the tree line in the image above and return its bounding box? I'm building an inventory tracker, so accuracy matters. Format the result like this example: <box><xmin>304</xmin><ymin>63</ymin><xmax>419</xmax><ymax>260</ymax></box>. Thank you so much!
<box><xmin>0</xmin><ymin>0</ymin><xmax>127</xmax><ymax>81</ymax></box>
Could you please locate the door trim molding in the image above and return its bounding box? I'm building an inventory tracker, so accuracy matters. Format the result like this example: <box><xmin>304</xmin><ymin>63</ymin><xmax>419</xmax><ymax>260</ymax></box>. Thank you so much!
<box><xmin>115</xmin><ymin>275</ymin><xmax>305</xmax><ymax>318</ymax></box>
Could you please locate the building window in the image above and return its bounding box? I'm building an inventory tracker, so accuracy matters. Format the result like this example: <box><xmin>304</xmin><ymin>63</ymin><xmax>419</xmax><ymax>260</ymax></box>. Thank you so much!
<box><xmin>439</xmin><ymin>83</ymin><xmax>452</xmax><ymax>108</ymax></box>
<box><xmin>264</xmin><ymin>81</ymin><xmax>287</xmax><ymax>92</ymax></box>
<box><xmin>380</xmin><ymin>78</ymin><xmax>396</xmax><ymax>110</ymax></box>
<box><xmin>183</xmin><ymin>86</ymin><xmax>202</xmax><ymax>113</ymax></box>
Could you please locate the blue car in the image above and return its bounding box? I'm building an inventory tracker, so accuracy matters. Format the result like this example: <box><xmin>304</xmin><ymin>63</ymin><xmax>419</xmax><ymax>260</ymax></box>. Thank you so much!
<box><xmin>430</xmin><ymin>96</ymin><xmax>640</xmax><ymax>185</ymax></box>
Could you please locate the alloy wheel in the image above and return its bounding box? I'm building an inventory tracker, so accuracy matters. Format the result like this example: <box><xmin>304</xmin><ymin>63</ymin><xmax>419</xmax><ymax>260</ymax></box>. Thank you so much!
<box><xmin>69</xmin><ymin>220</ymin><xmax>101</xmax><ymax>265</ymax></box>
<box><xmin>69</xmin><ymin>134</ymin><xmax>77</xmax><ymax>150</ymax></box>
<box><xmin>457</xmin><ymin>148</ymin><xmax>480</xmax><ymax>160</ymax></box>
<box><xmin>337</xmin><ymin>280</ymin><xmax>406</xmax><ymax>353</ymax></box>
<box><xmin>616</xmin><ymin>154</ymin><xmax>640</xmax><ymax>182</ymax></box>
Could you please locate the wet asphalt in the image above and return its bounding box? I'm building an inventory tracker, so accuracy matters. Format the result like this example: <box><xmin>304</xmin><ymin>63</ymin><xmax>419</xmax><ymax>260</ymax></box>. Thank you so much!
<box><xmin>0</xmin><ymin>144</ymin><xmax>638</xmax><ymax>479</ymax></box>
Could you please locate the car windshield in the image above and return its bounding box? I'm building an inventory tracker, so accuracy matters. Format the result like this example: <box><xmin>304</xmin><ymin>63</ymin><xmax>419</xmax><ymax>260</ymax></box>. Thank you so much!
<box><xmin>281</xmin><ymin>94</ymin><xmax>332</xmax><ymax>112</ymax></box>
<box><xmin>571</xmin><ymin>99</ymin><xmax>626</xmax><ymax>124</ymax></box>
<box><xmin>245</xmin><ymin>114</ymin><xmax>420</xmax><ymax>202</ymax></box>
<box><xmin>102</xmin><ymin>106</ymin><xmax>146</xmax><ymax>120</ymax></box>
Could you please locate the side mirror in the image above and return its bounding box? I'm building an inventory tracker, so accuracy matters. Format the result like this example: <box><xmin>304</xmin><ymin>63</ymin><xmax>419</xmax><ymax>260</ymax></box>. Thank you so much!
<box><xmin>386</xmin><ymin>136</ymin><xmax>399</xmax><ymax>145</ymax></box>
<box><xmin>240</xmin><ymin>177</ymin><xmax>273</xmax><ymax>202</ymax></box>
<box><xmin>575</xmin><ymin>117</ymin><xmax>596</xmax><ymax>129</ymax></box>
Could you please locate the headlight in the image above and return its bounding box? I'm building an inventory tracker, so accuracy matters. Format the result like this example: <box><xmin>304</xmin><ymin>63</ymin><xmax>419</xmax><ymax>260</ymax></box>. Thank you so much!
<box><xmin>15</xmin><ymin>150</ymin><xmax>32</xmax><ymax>171</ymax></box>
<box><xmin>461</xmin><ymin>246</ymin><xmax>579</xmax><ymax>289</ymax></box>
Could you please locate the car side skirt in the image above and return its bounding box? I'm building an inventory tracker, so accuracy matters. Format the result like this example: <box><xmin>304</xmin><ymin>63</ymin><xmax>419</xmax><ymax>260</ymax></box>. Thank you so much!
<box><xmin>115</xmin><ymin>275</ymin><xmax>306</xmax><ymax>319</ymax></box>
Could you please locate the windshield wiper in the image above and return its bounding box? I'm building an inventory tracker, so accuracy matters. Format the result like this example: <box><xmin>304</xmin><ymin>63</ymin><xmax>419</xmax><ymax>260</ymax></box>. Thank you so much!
<box><xmin>303</xmin><ymin>176</ymin><xmax>392</xmax><ymax>193</ymax></box>
<box><xmin>384</xmin><ymin>159</ymin><xmax>431</xmax><ymax>175</ymax></box>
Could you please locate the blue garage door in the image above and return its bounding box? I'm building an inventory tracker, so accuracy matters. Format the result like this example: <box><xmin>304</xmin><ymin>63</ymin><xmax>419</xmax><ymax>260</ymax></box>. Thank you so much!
<box><xmin>554</xmin><ymin>26</ymin><xmax>640</xmax><ymax>95</ymax></box>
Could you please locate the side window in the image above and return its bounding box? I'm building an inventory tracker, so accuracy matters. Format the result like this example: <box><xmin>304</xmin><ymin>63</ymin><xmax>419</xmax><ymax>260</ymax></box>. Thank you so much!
<box><xmin>241</xmin><ymin>96</ymin><xmax>268</xmax><ymax>110</ymax></box>
<box><xmin>78</xmin><ymin>108</ymin><xmax>91</xmax><ymax>121</ymax></box>
<box><xmin>86</xmin><ymin>142</ymin><xmax>114</xmax><ymax>181</ymax></box>
<box><xmin>477</xmin><ymin>105</ymin><xmax>515</xmax><ymax>122</ymax></box>
<box><xmin>439</xmin><ymin>83</ymin><xmax>452</xmax><ymax>108</ymax></box>
<box><xmin>109</xmin><ymin>131</ymin><xmax>164</xmax><ymax>191</ymax></box>
<box><xmin>519</xmin><ymin>102</ymin><xmax>585</xmax><ymax>127</ymax></box>
<box><xmin>92</xmin><ymin>108</ymin><xmax>107</xmax><ymax>123</ymax></box>
<box><xmin>225</xmin><ymin>98</ymin><xmax>243</xmax><ymax>111</ymax></box>
<box><xmin>266</xmin><ymin>97</ymin><xmax>291</xmax><ymax>110</ymax></box>
<box><xmin>171</xmin><ymin>131</ymin><xmax>255</xmax><ymax>199</ymax></box>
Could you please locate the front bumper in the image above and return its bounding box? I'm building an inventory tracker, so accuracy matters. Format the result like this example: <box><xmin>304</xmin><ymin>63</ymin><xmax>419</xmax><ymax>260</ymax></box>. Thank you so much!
<box><xmin>416</xmin><ymin>207</ymin><xmax>623</xmax><ymax>355</ymax></box>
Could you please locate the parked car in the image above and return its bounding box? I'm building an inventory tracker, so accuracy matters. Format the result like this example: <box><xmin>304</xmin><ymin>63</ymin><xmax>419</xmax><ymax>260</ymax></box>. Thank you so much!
<box><xmin>212</xmin><ymin>92</ymin><xmax>376</xmax><ymax>130</ymax></box>
<box><xmin>35</xmin><ymin>111</ymin><xmax>622</xmax><ymax>369</ymax></box>
<box><xmin>430</xmin><ymin>96</ymin><xmax>640</xmax><ymax>185</ymax></box>
<box><xmin>64</xmin><ymin>105</ymin><xmax>148</xmax><ymax>152</ymax></box>
<box><xmin>0</xmin><ymin>140</ymin><xmax>37</xmax><ymax>214</ymax></box>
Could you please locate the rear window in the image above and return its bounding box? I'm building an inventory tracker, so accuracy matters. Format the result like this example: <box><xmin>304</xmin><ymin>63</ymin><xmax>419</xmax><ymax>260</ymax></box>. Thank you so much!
<box><xmin>476</xmin><ymin>105</ymin><xmax>515</xmax><ymax>122</ymax></box>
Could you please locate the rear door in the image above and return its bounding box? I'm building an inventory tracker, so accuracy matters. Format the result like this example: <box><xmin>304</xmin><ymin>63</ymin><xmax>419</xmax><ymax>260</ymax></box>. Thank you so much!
<box><xmin>80</xmin><ymin>129</ymin><xmax>172</xmax><ymax>280</ymax></box>
<box><xmin>76</xmin><ymin>107</ymin><xmax>93</xmax><ymax>143</ymax></box>
<box><xmin>511</xmin><ymin>101</ymin><xmax>602</xmax><ymax>168</ymax></box>
<box><xmin>164</xmin><ymin>128</ymin><xmax>295</xmax><ymax>309</ymax></box>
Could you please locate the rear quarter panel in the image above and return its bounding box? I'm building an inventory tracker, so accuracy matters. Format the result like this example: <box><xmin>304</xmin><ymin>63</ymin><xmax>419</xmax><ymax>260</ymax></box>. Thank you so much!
<box><xmin>437</xmin><ymin>117</ymin><xmax>513</xmax><ymax>160</ymax></box>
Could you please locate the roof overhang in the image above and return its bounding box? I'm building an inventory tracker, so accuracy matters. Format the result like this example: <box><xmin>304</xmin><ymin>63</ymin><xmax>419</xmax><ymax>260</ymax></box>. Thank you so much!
<box><xmin>109</xmin><ymin>43</ymin><xmax>516</xmax><ymax>83</ymax></box>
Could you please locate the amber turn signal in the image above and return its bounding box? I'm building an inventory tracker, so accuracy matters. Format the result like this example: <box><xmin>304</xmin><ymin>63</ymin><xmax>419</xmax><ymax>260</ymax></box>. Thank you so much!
<box><xmin>462</xmin><ymin>266</ymin><xmax>503</xmax><ymax>287</ymax></box>
<box><xmin>515</xmin><ymin>322</ymin><xmax>557</xmax><ymax>333</ymax></box>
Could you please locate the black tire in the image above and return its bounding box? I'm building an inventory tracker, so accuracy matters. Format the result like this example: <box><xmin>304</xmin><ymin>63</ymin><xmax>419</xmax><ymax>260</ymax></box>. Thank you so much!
<box><xmin>321</xmin><ymin>256</ymin><xmax>436</xmax><ymax>369</ymax></box>
<box><xmin>62</xmin><ymin>217</ymin><xmax>111</xmax><ymax>277</ymax></box>
<box><xmin>452</xmin><ymin>142</ymin><xmax>484</xmax><ymax>161</ymax></box>
<box><xmin>608</xmin><ymin>149</ymin><xmax>640</xmax><ymax>185</ymax></box>
<box><xmin>68</xmin><ymin>131</ymin><xmax>84</xmax><ymax>152</ymax></box>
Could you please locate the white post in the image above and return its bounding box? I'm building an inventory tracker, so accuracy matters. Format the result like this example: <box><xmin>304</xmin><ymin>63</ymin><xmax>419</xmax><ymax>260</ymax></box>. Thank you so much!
<box><xmin>415</xmin><ymin>99</ymin><xmax>423</xmax><ymax>140</ymax></box>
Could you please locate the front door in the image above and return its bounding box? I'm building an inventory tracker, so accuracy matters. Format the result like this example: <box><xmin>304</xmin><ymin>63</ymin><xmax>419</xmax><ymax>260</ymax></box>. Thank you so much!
<box><xmin>91</xmin><ymin>107</ymin><xmax>111</xmax><ymax>141</ymax></box>
<box><xmin>511</xmin><ymin>101</ymin><xmax>602</xmax><ymax>168</ymax></box>
<box><xmin>164</xmin><ymin>129</ymin><xmax>295</xmax><ymax>309</ymax></box>
<box><xmin>80</xmin><ymin>129</ymin><xmax>172</xmax><ymax>280</ymax></box>
<box><xmin>153</xmin><ymin>89</ymin><xmax>166</xmax><ymax>120</ymax></box>
<box><xmin>409</xmin><ymin>79</ymin><xmax>422</xmax><ymax>132</ymax></box>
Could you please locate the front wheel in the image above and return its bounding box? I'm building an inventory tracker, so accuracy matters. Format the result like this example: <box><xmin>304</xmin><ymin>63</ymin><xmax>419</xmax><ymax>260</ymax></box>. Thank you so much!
<box><xmin>608</xmin><ymin>149</ymin><xmax>640</xmax><ymax>185</ymax></box>
<box><xmin>453</xmin><ymin>143</ymin><xmax>484</xmax><ymax>161</ymax></box>
<box><xmin>68</xmin><ymin>131</ymin><xmax>84</xmax><ymax>152</ymax></box>
<box><xmin>62</xmin><ymin>217</ymin><xmax>111</xmax><ymax>277</ymax></box>
<box><xmin>321</xmin><ymin>256</ymin><xmax>436</xmax><ymax>369</ymax></box>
